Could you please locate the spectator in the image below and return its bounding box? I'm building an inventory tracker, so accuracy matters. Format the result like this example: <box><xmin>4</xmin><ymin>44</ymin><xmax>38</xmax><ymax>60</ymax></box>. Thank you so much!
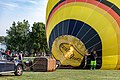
<box><xmin>18</xmin><ymin>51</ymin><xmax>24</xmax><ymax>60</ymax></box>
<box><xmin>5</xmin><ymin>50</ymin><xmax>11</xmax><ymax>55</ymax></box>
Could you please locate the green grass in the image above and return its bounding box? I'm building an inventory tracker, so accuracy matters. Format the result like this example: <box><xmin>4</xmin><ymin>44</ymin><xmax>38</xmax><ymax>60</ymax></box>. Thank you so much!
<box><xmin>0</xmin><ymin>69</ymin><xmax>120</xmax><ymax>80</ymax></box>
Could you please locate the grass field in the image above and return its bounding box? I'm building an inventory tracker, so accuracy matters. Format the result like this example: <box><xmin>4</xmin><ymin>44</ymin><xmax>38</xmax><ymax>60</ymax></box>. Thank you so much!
<box><xmin>0</xmin><ymin>69</ymin><xmax>120</xmax><ymax>80</ymax></box>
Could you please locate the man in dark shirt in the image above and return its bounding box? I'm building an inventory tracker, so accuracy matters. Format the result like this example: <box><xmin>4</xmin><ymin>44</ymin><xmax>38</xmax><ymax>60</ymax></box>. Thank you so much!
<box><xmin>89</xmin><ymin>51</ymin><xmax>97</xmax><ymax>70</ymax></box>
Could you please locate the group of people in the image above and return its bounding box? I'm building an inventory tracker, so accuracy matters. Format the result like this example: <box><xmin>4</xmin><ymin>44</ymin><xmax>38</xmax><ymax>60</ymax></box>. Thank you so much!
<box><xmin>11</xmin><ymin>51</ymin><xmax>24</xmax><ymax>60</ymax></box>
<box><xmin>84</xmin><ymin>50</ymin><xmax>97</xmax><ymax>70</ymax></box>
<box><xmin>0</xmin><ymin>49</ymin><xmax>24</xmax><ymax>61</ymax></box>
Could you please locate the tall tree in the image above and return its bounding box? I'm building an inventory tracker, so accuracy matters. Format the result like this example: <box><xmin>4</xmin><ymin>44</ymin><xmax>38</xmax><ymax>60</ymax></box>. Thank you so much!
<box><xmin>5</xmin><ymin>20</ymin><xmax>49</xmax><ymax>56</ymax></box>
<box><xmin>5</xmin><ymin>20</ymin><xmax>30</xmax><ymax>51</ymax></box>
<box><xmin>0</xmin><ymin>36</ymin><xmax>5</xmax><ymax>44</ymax></box>
<box><xmin>30</xmin><ymin>22</ymin><xmax>49</xmax><ymax>55</ymax></box>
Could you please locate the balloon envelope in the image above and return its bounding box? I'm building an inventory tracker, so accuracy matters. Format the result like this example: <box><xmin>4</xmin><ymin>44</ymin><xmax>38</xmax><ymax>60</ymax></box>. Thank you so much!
<box><xmin>46</xmin><ymin>0</ymin><xmax>120</xmax><ymax>69</ymax></box>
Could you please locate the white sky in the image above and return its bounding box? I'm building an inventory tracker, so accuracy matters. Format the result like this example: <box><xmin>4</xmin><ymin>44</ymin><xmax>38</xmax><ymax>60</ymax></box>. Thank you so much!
<box><xmin>0</xmin><ymin>0</ymin><xmax>48</xmax><ymax>36</ymax></box>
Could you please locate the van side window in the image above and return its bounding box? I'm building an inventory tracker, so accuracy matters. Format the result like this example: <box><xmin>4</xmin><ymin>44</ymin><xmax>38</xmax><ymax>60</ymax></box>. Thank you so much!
<box><xmin>2</xmin><ymin>54</ymin><xmax>7</xmax><ymax>60</ymax></box>
<box><xmin>0</xmin><ymin>53</ymin><xmax>2</xmax><ymax>60</ymax></box>
<box><xmin>1</xmin><ymin>53</ymin><xmax>7</xmax><ymax>60</ymax></box>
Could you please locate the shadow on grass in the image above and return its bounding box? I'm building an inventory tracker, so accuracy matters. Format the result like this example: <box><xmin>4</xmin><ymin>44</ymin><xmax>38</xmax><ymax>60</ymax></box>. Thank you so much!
<box><xmin>0</xmin><ymin>74</ymin><xmax>15</xmax><ymax>77</ymax></box>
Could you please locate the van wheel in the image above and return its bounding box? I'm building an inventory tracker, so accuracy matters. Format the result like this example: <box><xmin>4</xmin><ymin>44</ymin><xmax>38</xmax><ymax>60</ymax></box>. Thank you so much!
<box><xmin>14</xmin><ymin>65</ymin><xmax>23</xmax><ymax>76</ymax></box>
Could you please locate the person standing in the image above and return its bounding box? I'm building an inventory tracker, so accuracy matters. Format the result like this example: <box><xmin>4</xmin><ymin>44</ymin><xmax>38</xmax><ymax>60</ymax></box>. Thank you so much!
<box><xmin>18</xmin><ymin>51</ymin><xmax>23</xmax><ymax>60</ymax></box>
<box><xmin>89</xmin><ymin>51</ymin><xmax>97</xmax><ymax>70</ymax></box>
<box><xmin>5</xmin><ymin>50</ymin><xmax>11</xmax><ymax>55</ymax></box>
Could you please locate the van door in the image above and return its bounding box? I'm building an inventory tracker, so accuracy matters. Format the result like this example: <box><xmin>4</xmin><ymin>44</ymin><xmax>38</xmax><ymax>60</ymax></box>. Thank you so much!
<box><xmin>1</xmin><ymin>53</ymin><xmax>15</xmax><ymax>72</ymax></box>
<box><xmin>0</xmin><ymin>53</ymin><xmax>6</xmax><ymax>72</ymax></box>
<box><xmin>5</xmin><ymin>55</ymin><xmax>15</xmax><ymax>71</ymax></box>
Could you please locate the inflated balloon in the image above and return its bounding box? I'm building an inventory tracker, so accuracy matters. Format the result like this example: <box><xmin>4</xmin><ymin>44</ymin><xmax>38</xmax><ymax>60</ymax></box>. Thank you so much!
<box><xmin>46</xmin><ymin>0</ymin><xmax>120</xmax><ymax>69</ymax></box>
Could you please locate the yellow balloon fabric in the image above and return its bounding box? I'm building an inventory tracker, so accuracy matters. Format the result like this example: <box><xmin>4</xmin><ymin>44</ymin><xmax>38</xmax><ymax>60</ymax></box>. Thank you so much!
<box><xmin>46</xmin><ymin>0</ymin><xmax>120</xmax><ymax>69</ymax></box>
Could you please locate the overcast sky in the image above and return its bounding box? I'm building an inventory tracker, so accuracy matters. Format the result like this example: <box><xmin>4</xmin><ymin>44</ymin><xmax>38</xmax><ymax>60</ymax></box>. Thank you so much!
<box><xmin>0</xmin><ymin>0</ymin><xmax>48</xmax><ymax>36</ymax></box>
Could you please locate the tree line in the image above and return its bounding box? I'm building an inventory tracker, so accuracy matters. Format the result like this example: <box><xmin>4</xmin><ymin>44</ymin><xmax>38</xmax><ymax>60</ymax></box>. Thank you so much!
<box><xmin>0</xmin><ymin>20</ymin><xmax>49</xmax><ymax>56</ymax></box>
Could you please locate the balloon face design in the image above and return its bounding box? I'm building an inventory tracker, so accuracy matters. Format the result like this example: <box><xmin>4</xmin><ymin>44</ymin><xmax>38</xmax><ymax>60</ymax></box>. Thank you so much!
<box><xmin>46</xmin><ymin>0</ymin><xmax>120</xmax><ymax>69</ymax></box>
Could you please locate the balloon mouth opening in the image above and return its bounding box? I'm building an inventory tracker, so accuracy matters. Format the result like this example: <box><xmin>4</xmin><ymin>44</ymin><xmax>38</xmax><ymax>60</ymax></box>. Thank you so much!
<box><xmin>52</xmin><ymin>35</ymin><xmax>87</xmax><ymax>66</ymax></box>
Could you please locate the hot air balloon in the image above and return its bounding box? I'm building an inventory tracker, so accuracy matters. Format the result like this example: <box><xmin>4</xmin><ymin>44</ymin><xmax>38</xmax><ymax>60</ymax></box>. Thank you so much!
<box><xmin>46</xmin><ymin>0</ymin><xmax>120</xmax><ymax>69</ymax></box>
